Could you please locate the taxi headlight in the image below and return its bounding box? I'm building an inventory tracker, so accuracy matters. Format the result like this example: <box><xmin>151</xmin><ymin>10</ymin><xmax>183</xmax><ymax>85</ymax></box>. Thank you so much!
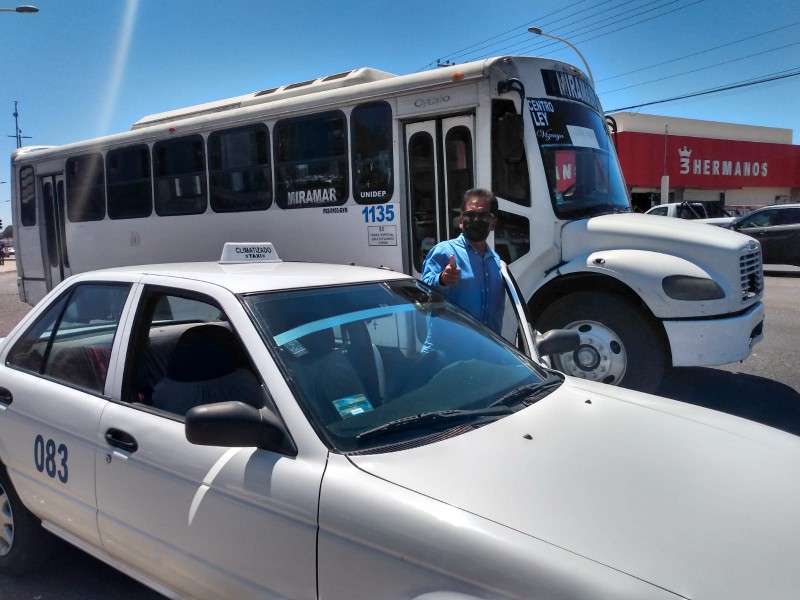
<box><xmin>662</xmin><ymin>275</ymin><xmax>725</xmax><ymax>301</ymax></box>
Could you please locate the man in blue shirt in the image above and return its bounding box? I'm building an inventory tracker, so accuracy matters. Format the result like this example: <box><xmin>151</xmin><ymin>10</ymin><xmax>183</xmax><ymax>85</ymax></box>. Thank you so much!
<box><xmin>421</xmin><ymin>188</ymin><xmax>505</xmax><ymax>343</ymax></box>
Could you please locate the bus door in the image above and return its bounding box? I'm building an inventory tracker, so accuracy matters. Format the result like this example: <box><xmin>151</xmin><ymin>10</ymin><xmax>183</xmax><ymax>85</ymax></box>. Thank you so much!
<box><xmin>405</xmin><ymin>116</ymin><xmax>475</xmax><ymax>275</ymax></box>
<box><xmin>40</xmin><ymin>174</ymin><xmax>70</xmax><ymax>289</ymax></box>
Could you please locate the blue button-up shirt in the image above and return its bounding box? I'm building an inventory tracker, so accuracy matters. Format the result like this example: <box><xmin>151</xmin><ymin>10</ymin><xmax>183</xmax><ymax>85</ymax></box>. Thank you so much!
<box><xmin>421</xmin><ymin>234</ymin><xmax>505</xmax><ymax>334</ymax></box>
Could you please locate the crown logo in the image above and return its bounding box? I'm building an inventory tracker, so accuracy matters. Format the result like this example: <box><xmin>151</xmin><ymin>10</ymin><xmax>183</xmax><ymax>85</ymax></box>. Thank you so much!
<box><xmin>678</xmin><ymin>146</ymin><xmax>692</xmax><ymax>158</ymax></box>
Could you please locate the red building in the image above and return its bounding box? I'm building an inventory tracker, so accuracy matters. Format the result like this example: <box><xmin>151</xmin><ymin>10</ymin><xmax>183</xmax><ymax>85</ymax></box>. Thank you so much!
<box><xmin>609</xmin><ymin>113</ymin><xmax>800</xmax><ymax>213</ymax></box>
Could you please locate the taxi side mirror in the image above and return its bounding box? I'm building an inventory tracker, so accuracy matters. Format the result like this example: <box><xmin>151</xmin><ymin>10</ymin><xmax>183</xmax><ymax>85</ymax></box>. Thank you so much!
<box><xmin>535</xmin><ymin>329</ymin><xmax>580</xmax><ymax>358</ymax></box>
<box><xmin>185</xmin><ymin>401</ymin><xmax>297</xmax><ymax>456</ymax></box>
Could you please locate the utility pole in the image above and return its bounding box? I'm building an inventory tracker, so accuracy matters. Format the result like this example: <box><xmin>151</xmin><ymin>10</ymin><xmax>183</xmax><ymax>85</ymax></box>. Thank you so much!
<box><xmin>8</xmin><ymin>100</ymin><xmax>32</xmax><ymax>148</ymax></box>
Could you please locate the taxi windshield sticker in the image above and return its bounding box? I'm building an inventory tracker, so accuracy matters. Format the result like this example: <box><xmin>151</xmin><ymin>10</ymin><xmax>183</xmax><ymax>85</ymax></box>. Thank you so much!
<box><xmin>283</xmin><ymin>339</ymin><xmax>309</xmax><ymax>358</ymax></box>
<box><xmin>333</xmin><ymin>394</ymin><xmax>374</xmax><ymax>419</ymax></box>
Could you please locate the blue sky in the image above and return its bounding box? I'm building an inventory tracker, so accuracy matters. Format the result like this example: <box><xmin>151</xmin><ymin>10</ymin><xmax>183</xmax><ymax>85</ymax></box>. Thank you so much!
<box><xmin>1</xmin><ymin>0</ymin><xmax>798</xmax><ymax>229</ymax></box>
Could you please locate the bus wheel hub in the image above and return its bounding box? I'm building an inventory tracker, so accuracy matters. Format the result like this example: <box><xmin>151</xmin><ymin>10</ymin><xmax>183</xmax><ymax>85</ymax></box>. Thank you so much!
<box><xmin>575</xmin><ymin>345</ymin><xmax>601</xmax><ymax>370</ymax></box>
<box><xmin>555</xmin><ymin>321</ymin><xmax>627</xmax><ymax>385</ymax></box>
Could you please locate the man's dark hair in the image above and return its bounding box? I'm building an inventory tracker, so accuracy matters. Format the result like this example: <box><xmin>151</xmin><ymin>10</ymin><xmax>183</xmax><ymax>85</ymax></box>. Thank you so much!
<box><xmin>461</xmin><ymin>188</ymin><xmax>498</xmax><ymax>214</ymax></box>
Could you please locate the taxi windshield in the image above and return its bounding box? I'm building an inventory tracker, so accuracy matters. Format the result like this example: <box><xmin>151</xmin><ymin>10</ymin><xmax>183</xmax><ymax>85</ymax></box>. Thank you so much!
<box><xmin>244</xmin><ymin>280</ymin><xmax>555</xmax><ymax>452</ymax></box>
<box><xmin>529</xmin><ymin>97</ymin><xmax>630</xmax><ymax>219</ymax></box>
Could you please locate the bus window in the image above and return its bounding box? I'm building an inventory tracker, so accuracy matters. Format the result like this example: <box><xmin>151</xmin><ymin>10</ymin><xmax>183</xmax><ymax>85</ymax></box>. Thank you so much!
<box><xmin>153</xmin><ymin>134</ymin><xmax>207</xmax><ymax>216</ymax></box>
<box><xmin>19</xmin><ymin>166</ymin><xmax>36</xmax><ymax>226</ymax></box>
<box><xmin>494</xmin><ymin>211</ymin><xmax>530</xmax><ymax>263</ymax></box>
<box><xmin>107</xmin><ymin>144</ymin><xmax>153</xmax><ymax>220</ymax></box>
<box><xmin>491</xmin><ymin>100</ymin><xmax>530</xmax><ymax>206</ymax></box>
<box><xmin>408</xmin><ymin>131</ymin><xmax>436</xmax><ymax>272</ymax></box>
<box><xmin>445</xmin><ymin>126</ymin><xmax>474</xmax><ymax>239</ymax></box>
<box><xmin>43</xmin><ymin>180</ymin><xmax>59</xmax><ymax>266</ymax></box>
<box><xmin>66</xmin><ymin>153</ymin><xmax>106</xmax><ymax>222</ymax></box>
<box><xmin>208</xmin><ymin>124</ymin><xmax>271</xmax><ymax>213</ymax></box>
<box><xmin>351</xmin><ymin>102</ymin><xmax>393</xmax><ymax>205</ymax></box>
<box><xmin>274</xmin><ymin>111</ymin><xmax>348</xmax><ymax>209</ymax></box>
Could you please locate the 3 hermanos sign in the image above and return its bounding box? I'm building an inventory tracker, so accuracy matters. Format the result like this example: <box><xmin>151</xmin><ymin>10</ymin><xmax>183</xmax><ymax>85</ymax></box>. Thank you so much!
<box><xmin>615</xmin><ymin>131</ymin><xmax>799</xmax><ymax>189</ymax></box>
<box><xmin>678</xmin><ymin>145</ymin><xmax>768</xmax><ymax>178</ymax></box>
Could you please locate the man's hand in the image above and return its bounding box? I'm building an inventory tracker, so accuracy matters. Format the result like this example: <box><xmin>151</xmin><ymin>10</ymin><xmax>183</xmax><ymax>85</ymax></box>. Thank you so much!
<box><xmin>439</xmin><ymin>255</ymin><xmax>461</xmax><ymax>286</ymax></box>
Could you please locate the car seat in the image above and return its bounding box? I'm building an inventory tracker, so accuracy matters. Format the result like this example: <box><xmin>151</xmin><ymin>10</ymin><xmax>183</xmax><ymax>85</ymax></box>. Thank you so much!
<box><xmin>151</xmin><ymin>324</ymin><xmax>262</xmax><ymax>415</ymax></box>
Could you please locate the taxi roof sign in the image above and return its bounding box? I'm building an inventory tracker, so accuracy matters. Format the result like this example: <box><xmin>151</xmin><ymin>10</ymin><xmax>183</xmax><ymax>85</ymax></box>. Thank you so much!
<box><xmin>219</xmin><ymin>242</ymin><xmax>282</xmax><ymax>264</ymax></box>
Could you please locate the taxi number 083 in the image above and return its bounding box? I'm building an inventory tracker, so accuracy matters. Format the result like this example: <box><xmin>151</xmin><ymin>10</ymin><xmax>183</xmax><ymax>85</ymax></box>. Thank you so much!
<box><xmin>34</xmin><ymin>434</ymin><xmax>69</xmax><ymax>483</ymax></box>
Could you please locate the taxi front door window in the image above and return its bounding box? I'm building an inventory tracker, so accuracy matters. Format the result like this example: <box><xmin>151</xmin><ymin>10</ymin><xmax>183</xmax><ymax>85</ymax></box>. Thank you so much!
<box><xmin>124</xmin><ymin>288</ymin><xmax>263</xmax><ymax>415</ymax></box>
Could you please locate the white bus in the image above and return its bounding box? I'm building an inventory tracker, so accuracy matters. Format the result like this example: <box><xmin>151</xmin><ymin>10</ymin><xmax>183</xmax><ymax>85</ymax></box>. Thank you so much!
<box><xmin>10</xmin><ymin>55</ymin><xmax>764</xmax><ymax>392</ymax></box>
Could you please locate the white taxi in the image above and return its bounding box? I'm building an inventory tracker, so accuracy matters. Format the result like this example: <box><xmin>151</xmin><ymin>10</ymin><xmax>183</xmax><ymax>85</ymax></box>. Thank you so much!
<box><xmin>1</xmin><ymin>244</ymin><xmax>799</xmax><ymax>600</ymax></box>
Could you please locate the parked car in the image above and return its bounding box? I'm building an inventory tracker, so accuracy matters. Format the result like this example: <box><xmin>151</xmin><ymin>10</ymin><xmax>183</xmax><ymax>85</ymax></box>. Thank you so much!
<box><xmin>725</xmin><ymin>203</ymin><xmax>800</xmax><ymax>266</ymax></box>
<box><xmin>645</xmin><ymin>201</ymin><xmax>735</xmax><ymax>226</ymax></box>
<box><xmin>1</xmin><ymin>243</ymin><xmax>799</xmax><ymax>600</ymax></box>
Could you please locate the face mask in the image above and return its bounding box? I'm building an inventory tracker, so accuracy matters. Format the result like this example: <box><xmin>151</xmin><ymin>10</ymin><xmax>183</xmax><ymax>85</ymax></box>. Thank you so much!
<box><xmin>462</xmin><ymin>219</ymin><xmax>491</xmax><ymax>242</ymax></box>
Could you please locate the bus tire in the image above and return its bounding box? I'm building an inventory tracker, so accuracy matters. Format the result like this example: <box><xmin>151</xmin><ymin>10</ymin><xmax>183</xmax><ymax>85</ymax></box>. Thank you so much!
<box><xmin>0</xmin><ymin>464</ymin><xmax>56</xmax><ymax>575</ymax></box>
<box><xmin>536</xmin><ymin>292</ymin><xmax>666</xmax><ymax>393</ymax></box>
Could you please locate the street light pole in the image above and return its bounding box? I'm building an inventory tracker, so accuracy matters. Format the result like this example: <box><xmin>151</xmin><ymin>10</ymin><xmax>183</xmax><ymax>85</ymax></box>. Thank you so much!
<box><xmin>528</xmin><ymin>26</ymin><xmax>595</xmax><ymax>87</ymax></box>
<box><xmin>8</xmin><ymin>101</ymin><xmax>31</xmax><ymax>148</ymax></box>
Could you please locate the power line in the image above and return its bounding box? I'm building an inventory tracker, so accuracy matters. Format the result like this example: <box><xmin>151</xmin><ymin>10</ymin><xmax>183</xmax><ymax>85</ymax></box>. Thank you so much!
<box><xmin>595</xmin><ymin>20</ymin><xmax>800</xmax><ymax>83</ymax></box>
<box><xmin>419</xmin><ymin>1</ymin><xmax>799</xmax><ymax>120</ymax></box>
<box><xmin>454</xmin><ymin>0</ymin><xmax>648</xmax><ymax>62</ymax></box>
<box><xmin>417</xmin><ymin>0</ymin><xmax>597</xmax><ymax>70</ymax></box>
<box><xmin>507</xmin><ymin>0</ymin><xmax>707</xmax><ymax>61</ymax></box>
<box><xmin>606</xmin><ymin>68</ymin><xmax>800</xmax><ymax>112</ymax></box>
<box><xmin>444</xmin><ymin>0</ymin><xmax>707</xmax><ymax>66</ymax></box>
<box><xmin>599</xmin><ymin>40</ymin><xmax>800</xmax><ymax>95</ymax></box>
<box><xmin>531</xmin><ymin>0</ymin><xmax>684</xmax><ymax>51</ymax></box>
<box><xmin>447</xmin><ymin>0</ymin><xmax>659</xmax><ymax>65</ymax></box>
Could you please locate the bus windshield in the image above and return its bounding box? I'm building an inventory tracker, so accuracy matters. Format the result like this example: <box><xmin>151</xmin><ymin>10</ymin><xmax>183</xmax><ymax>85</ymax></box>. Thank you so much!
<box><xmin>528</xmin><ymin>98</ymin><xmax>630</xmax><ymax>219</ymax></box>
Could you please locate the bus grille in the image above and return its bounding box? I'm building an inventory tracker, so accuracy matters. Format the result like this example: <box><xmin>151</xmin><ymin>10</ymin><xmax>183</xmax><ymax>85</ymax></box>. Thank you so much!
<box><xmin>740</xmin><ymin>246</ymin><xmax>763</xmax><ymax>302</ymax></box>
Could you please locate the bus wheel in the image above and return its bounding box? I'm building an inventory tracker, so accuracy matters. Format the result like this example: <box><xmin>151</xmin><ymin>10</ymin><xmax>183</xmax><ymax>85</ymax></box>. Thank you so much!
<box><xmin>0</xmin><ymin>464</ymin><xmax>56</xmax><ymax>575</ymax></box>
<box><xmin>537</xmin><ymin>292</ymin><xmax>666</xmax><ymax>393</ymax></box>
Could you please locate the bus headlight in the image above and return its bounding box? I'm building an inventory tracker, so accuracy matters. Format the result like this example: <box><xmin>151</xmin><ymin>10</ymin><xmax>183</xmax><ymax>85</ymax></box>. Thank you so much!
<box><xmin>662</xmin><ymin>275</ymin><xmax>725</xmax><ymax>301</ymax></box>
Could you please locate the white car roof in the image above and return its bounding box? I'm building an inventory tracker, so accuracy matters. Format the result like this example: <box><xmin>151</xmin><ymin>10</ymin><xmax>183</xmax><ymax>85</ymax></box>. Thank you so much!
<box><xmin>79</xmin><ymin>260</ymin><xmax>411</xmax><ymax>294</ymax></box>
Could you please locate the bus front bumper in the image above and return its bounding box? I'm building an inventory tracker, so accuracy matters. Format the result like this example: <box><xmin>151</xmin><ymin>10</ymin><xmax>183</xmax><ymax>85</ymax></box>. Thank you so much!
<box><xmin>664</xmin><ymin>301</ymin><xmax>765</xmax><ymax>367</ymax></box>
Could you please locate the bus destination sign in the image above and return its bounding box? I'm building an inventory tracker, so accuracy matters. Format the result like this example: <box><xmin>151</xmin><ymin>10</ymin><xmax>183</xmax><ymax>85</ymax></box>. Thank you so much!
<box><xmin>541</xmin><ymin>69</ymin><xmax>599</xmax><ymax>112</ymax></box>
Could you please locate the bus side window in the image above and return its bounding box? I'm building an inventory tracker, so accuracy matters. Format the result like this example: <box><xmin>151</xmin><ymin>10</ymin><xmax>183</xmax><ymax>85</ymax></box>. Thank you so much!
<box><xmin>408</xmin><ymin>131</ymin><xmax>436</xmax><ymax>273</ymax></box>
<box><xmin>491</xmin><ymin>100</ymin><xmax>530</xmax><ymax>206</ymax></box>
<box><xmin>351</xmin><ymin>102</ymin><xmax>393</xmax><ymax>205</ymax></box>
<box><xmin>274</xmin><ymin>111</ymin><xmax>349</xmax><ymax>209</ymax></box>
<box><xmin>107</xmin><ymin>144</ymin><xmax>153</xmax><ymax>219</ymax></box>
<box><xmin>19</xmin><ymin>165</ymin><xmax>37</xmax><ymax>226</ymax></box>
<box><xmin>153</xmin><ymin>135</ymin><xmax>208</xmax><ymax>216</ymax></box>
<box><xmin>66</xmin><ymin>153</ymin><xmax>106</xmax><ymax>222</ymax></box>
<box><xmin>494</xmin><ymin>212</ymin><xmax>530</xmax><ymax>264</ymax></box>
<box><xmin>208</xmin><ymin>124</ymin><xmax>272</xmax><ymax>213</ymax></box>
<box><xmin>445</xmin><ymin>126</ymin><xmax>474</xmax><ymax>239</ymax></box>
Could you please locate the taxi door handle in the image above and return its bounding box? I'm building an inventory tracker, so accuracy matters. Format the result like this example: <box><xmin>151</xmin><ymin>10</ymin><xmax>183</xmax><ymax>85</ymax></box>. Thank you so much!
<box><xmin>105</xmin><ymin>428</ymin><xmax>139</xmax><ymax>453</ymax></box>
<box><xmin>0</xmin><ymin>387</ymin><xmax>12</xmax><ymax>407</ymax></box>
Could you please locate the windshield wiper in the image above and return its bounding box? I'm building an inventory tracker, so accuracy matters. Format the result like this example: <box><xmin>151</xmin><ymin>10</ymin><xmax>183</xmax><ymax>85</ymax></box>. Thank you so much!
<box><xmin>356</xmin><ymin>406</ymin><xmax>513</xmax><ymax>441</ymax></box>
<box><xmin>489</xmin><ymin>381</ymin><xmax>561</xmax><ymax>408</ymax></box>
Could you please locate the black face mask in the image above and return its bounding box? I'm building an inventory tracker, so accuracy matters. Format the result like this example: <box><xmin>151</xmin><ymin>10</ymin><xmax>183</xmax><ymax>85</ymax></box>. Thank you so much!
<box><xmin>462</xmin><ymin>219</ymin><xmax>491</xmax><ymax>242</ymax></box>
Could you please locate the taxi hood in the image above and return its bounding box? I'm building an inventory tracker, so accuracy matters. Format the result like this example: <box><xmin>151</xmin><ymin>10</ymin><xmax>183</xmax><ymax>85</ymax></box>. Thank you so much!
<box><xmin>347</xmin><ymin>379</ymin><xmax>800</xmax><ymax>598</ymax></box>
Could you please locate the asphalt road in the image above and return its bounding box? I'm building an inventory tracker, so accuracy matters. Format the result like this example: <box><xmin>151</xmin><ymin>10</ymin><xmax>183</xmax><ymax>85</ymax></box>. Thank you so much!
<box><xmin>0</xmin><ymin>264</ymin><xmax>798</xmax><ymax>599</ymax></box>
